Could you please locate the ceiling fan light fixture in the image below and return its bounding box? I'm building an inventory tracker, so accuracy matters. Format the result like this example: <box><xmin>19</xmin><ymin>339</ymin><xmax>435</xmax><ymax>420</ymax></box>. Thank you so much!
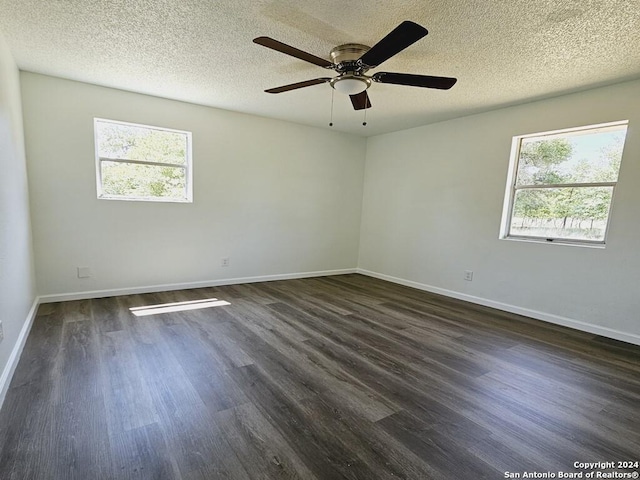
<box><xmin>330</xmin><ymin>76</ymin><xmax>370</xmax><ymax>95</ymax></box>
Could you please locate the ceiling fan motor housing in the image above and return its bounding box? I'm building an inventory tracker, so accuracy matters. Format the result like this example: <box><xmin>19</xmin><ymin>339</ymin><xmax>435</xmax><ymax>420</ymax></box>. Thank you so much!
<box><xmin>330</xmin><ymin>43</ymin><xmax>371</xmax><ymax>74</ymax></box>
<box><xmin>330</xmin><ymin>43</ymin><xmax>370</xmax><ymax>64</ymax></box>
<box><xmin>329</xmin><ymin>43</ymin><xmax>372</xmax><ymax>94</ymax></box>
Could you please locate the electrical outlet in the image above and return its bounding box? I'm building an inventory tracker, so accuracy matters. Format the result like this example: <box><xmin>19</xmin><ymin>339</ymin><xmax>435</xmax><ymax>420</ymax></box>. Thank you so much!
<box><xmin>0</xmin><ymin>321</ymin><xmax>4</xmax><ymax>343</ymax></box>
<box><xmin>464</xmin><ymin>270</ymin><xmax>474</xmax><ymax>281</ymax></box>
<box><xmin>221</xmin><ymin>257</ymin><xmax>230</xmax><ymax>267</ymax></box>
<box><xmin>77</xmin><ymin>266</ymin><xmax>92</xmax><ymax>278</ymax></box>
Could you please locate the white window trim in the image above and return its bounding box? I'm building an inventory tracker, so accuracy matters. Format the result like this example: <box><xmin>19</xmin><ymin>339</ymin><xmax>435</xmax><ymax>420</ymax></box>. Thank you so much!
<box><xmin>94</xmin><ymin>118</ymin><xmax>193</xmax><ymax>203</ymax></box>
<box><xmin>499</xmin><ymin>120</ymin><xmax>628</xmax><ymax>247</ymax></box>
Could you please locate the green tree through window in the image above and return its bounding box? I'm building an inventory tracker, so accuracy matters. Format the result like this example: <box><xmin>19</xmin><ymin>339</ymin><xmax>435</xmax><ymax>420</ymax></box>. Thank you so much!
<box><xmin>503</xmin><ymin>122</ymin><xmax>627</xmax><ymax>244</ymax></box>
<box><xmin>95</xmin><ymin>119</ymin><xmax>192</xmax><ymax>202</ymax></box>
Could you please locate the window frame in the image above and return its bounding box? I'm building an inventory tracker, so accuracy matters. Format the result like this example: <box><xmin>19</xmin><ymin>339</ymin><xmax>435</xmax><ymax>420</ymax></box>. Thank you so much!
<box><xmin>500</xmin><ymin>120</ymin><xmax>628</xmax><ymax>247</ymax></box>
<box><xmin>94</xmin><ymin>118</ymin><xmax>193</xmax><ymax>203</ymax></box>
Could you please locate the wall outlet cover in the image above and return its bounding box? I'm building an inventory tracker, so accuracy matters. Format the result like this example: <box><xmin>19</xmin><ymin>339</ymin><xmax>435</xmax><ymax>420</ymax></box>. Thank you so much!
<box><xmin>77</xmin><ymin>266</ymin><xmax>92</xmax><ymax>278</ymax></box>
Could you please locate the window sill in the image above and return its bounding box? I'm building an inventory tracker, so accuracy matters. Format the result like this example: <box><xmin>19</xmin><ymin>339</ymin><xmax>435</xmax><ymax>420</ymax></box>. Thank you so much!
<box><xmin>499</xmin><ymin>236</ymin><xmax>606</xmax><ymax>249</ymax></box>
<box><xmin>98</xmin><ymin>195</ymin><xmax>192</xmax><ymax>204</ymax></box>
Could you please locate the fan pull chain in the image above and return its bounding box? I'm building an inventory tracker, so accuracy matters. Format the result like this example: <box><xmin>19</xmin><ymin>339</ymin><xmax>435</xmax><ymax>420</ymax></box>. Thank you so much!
<box><xmin>329</xmin><ymin>89</ymin><xmax>335</xmax><ymax>127</ymax></box>
<box><xmin>363</xmin><ymin>104</ymin><xmax>367</xmax><ymax>126</ymax></box>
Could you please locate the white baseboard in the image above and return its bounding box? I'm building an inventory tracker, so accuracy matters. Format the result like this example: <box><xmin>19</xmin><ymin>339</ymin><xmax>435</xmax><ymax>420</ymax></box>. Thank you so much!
<box><xmin>357</xmin><ymin>268</ymin><xmax>640</xmax><ymax>347</ymax></box>
<box><xmin>0</xmin><ymin>297</ymin><xmax>40</xmax><ymax>411</ymax></box>
<box><xmin>38</xmin><ymin>268</ymin><xmax>358</xmax><ymax>303</ymax></box>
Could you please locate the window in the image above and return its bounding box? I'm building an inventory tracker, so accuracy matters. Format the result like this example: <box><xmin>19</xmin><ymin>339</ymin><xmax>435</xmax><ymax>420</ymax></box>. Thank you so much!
<box><xmin>94</xmin><ymin>118</ymin><xmax>192</xmax><ymax>202</ymax></box>
<box><xmin>501</xmin><ymin>121</ymin><xmax>628</xmax><ymax>245</ymax></box>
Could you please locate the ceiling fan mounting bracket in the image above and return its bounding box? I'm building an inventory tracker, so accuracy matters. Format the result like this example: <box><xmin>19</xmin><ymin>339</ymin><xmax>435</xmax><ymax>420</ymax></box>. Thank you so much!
<box><xmin>330</xmin><ymin>43</ymin><xmax>370</xmax><ymax>65</ymax></box>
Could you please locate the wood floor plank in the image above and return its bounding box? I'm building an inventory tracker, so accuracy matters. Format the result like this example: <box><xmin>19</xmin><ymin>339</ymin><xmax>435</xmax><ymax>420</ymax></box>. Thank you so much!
<box><xmin>0</xmin><ymin>381</ymin><xmax>56</xmax><ymax>479</ymax></box>
<box><xmin>110</xmin><ymin>423</ymin><xmax>179</xmax><ymax>480</ymax></box>
<box><xmin>7</xmin><ymin>302</ymin><xmax>64</xmax><ymax>389</ymax></box>
<box><xmin>156</xmin><ymin>401</ymin><xmax>250</xmax><ymax>478</ymax></box>
<box><xmin>230</xmin><ymin>298</ymin><xmax>312</xmax><ymax>343</ymax></box>
<box><xmin>170</xmin><ymin>292</ymin><xmax>256</xmax><ymax>369</ymax></box>
<box><xmin>215</xmin><ymin>402</ymin><xmax>319</xmax><ymax>480</ymax></box>
<box><xmin>56</xmin><ymin>317</ymin><xmax>102</xmax><ymax>405</ymax></box>
<box><xmin>296</xmin><ymin>319</ymin><xmax>603</xmax><ymax>470</ymax></box>
<box><xmin>219</xmin><ymin>299</ymin><xmax>399</xmax><ymax>422</ymax></box>
<box><xmin>61</xmin><ymin>299</ymin><xmax>92</xmax><ymax>323</ymax></box>
<box><xmin>99</xmin><ymin>328</ymin><xmax>159</xmax><ymax>433</ymax></box>
<box><xmin>228</xmin><ymin>363</ymin><xmax>385</xmax><ymax>480</ymax></box>
<box><xmin>49</xmin><ymin>394</ymin><xmax>113</xmax><ymax>480</ymax></box>
<box><xmin>376</xmin><ymin>409</ymin><xmax>500</xmax><ymax>479</ymax></box>
<box><xmin>156</xmin><ymin>322</ymin><xmax>249</xmax><ymax>412</ymax></box>
<box><xmin>92</xmin><ymin>296</ymin><xmax>127</xmax><ymax>333</ymax></box>
<box><xmin>0</xmin><ymin>274</ymin><xmax>638</xmax><ymax>479</ymax></box>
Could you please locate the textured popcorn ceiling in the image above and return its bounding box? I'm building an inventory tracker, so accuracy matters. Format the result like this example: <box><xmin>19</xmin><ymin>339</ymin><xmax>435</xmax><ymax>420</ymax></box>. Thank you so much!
<box><xmin>1</xmin><ymin>0</ymin><xmax>639</xmax><ymax>136</ymax></box>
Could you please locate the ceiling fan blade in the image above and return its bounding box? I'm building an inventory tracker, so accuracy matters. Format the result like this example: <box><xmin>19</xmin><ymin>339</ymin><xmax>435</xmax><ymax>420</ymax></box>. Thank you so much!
<box><xmin>358</xmin><ymin>21</ymin><xmax>428</xmax><ymax>68</ymax></box>
<box><xmin>253</xmin><ymin>37</ymin><xmax>333</xmax><ymax>68</ymax></box>
<box><xmin>265</xmin><ymin>78</ymin><xmax>331</xmax><ymax>94</ymax></box>
<box><xmin>350</xmin><ymin>91</ymin><xmax>372</xmax><ymax>110</ymax></box>
<box><xmin>372</xmin><ymin>72</ymin><xmax>457</xmax><ymax>90</ymax></box>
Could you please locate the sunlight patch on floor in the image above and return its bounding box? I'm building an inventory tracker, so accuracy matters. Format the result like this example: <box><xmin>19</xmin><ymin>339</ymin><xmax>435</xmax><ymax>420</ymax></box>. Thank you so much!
<box><xmin>129</xmin><ymin>298</ymin><xmax>231</xmax><ymax>316</ymax></box>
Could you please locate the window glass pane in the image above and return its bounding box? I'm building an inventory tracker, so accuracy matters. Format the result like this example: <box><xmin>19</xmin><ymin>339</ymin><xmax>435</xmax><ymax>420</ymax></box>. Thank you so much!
<box><xmin>96</xmin><ymin>121</ymin><xmax>187</xmax><ymax>165</ymax></box>
<box><xmin>510</xmin><ymin>186</ymin><xmax>613</xmax><ymax>241</ymax></box>
<box><xmin>101</xmin><ymin>161</ymin><xmax>187</xmax><ymax>200</ymax></box>
<box><xmin>516</xmin><ymin>128</ymin><xmax>627</xmax><ymax>186</ymax></box>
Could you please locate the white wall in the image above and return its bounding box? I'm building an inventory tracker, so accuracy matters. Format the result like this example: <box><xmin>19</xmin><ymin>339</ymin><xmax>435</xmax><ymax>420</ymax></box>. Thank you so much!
<box><xmin>17</xmin><ymin>70</ymin><xmax>640</xmax><ymax>344</ymax></box>
<box><xmin>0</xmin><ymin>34</ymin><xmax>37</xmax><ymax>402</ymax></box>
<box><xmin>360</xmin><ymin>80</ymin><xmax>640</xmax><ymax>343</ymax></box>
<box><xmin>21</xmin><ymin>73</ymin><xmax>366</xmax><ymax>298</ymax></box>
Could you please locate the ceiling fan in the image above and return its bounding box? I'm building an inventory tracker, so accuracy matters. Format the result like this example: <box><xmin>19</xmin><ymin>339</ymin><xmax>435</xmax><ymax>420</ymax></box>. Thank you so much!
<box><xmin>253</xmin><ymin>21</ymin><xmax>457</xmax><ymax>111</ymax></box>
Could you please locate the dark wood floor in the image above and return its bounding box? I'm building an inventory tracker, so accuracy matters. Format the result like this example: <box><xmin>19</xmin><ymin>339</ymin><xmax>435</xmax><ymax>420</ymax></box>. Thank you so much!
<box><xmin>1</xmin><ymin>274</ymin><xmax>639</xmax><ymax>479</ymax></box>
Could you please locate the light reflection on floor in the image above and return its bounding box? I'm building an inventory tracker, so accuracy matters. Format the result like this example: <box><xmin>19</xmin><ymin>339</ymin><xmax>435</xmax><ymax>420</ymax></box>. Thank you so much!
<box><xmin>129</xmin><ymin>298</ymin><xmax>231</xmax><ymax>316</ymax></box>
